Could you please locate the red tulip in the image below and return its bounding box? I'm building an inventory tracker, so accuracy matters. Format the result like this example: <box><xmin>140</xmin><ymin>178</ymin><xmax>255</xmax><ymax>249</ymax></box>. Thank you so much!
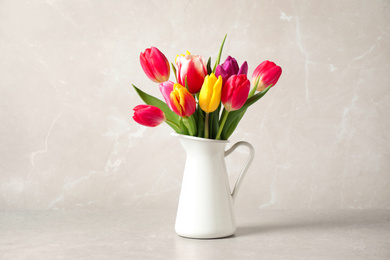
<box><xmin>140</xmin><ymin>47</ymin><xmax>170</xmax><ymax>83</ymax></box>
<box><xmin>176</xmin><ymin>53</ymin><xmax>207</xmax><ymax>94</ymax></box>
<box><xmin>169</xmin><ymin>83</ymin><xmax>196</xmax><ymax>117</ymax></box>
<box><xmin>221</xmin><ymin>74</ymin><xmax>250</xmax><ymax>112</ymax></box>
<box><xmin>252</xmin><ymin>60</ymin><xmax>282</xmax><ymax>92</ymax></box>
<box><xmin>133</xmin><ymin>105</ymin><xmax>165</xmax><ymax>127</ymax></box>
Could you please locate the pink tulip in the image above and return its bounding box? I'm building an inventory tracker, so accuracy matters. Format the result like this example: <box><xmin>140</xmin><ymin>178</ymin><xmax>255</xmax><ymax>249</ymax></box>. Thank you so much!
<box><xmin>140</xmin><ymin>47</ymin><xmax>170</xmax><ymax>83</ymax></box>
<box><xmin>169</xmin><ymin>83</ymin><xmax>196</xmax><ymax>117</ymax></box>
<box><xmin>159</xmin><ymin>81</ymin><xmax>175</xmax><ymax>110</ymax></box>
<box><xmin>252</xmin><ymin>60</ymin><xmax>282</xmax><ymax>92</ymax></box>
<box><xmin>221</xmin><ymin>74</ymin><xmax>250</xmax><ymax>112</ymax></box>
<box><xmin>133</xmin><ymin>105</ymin><xmax>166</xmax><ymax>127</ymax></box>
<box><xmin>176</xmin><ymin>54</ymin><xmax>207</xmax><ymax>94</ymax></box>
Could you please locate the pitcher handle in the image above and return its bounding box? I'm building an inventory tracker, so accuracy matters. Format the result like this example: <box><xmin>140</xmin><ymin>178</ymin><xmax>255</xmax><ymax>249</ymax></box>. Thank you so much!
<box><xmin>225</xmin><ymin>141</ymin><xmax>255</xmax><ymax>202</ymax></box>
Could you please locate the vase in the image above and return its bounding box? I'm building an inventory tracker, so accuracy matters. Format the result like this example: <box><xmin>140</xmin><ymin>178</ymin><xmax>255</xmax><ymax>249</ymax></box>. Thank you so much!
<box><xmin>172</xmin><ymin>133</ymin><xmax>255</xmax><ymax>239</ymax></box>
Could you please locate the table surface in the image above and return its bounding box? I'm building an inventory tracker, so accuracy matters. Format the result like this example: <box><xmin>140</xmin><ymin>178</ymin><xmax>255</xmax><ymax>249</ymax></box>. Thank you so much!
<box><xmin>1</xmin><ymin>209</ymin><xmax>389</xmax><ymax>259</ymax></box>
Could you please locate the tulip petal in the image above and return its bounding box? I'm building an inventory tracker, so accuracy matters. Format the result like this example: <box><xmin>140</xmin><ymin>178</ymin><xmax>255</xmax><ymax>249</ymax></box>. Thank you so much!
<box><xmin>221</xmin><ymin>74</ymin><xmax>250</xmax><ymax>111</ymax></box>
<box><xmin>159</xmin><ymin>81</ymin><xmax>174</xmax><ymax>110</ymax></box>
<box><xmin>230</xmin><ymin>79</ymin><xmax>250</xmax><ymax>110</ymax></box>
<box><xmin>140</xmin><ymin>47</ymin><xmax>170</xmax><ymax>83</ymax></box>
<box><xmin>209</xmin><ymin>76</ymin><xmax>223</xmax><ymax>112</ymax></box>
<box><xmin>140</xmin><ymin>52</ymin><xmax>157</xmax><ymax>82</ymax></box>
<box><xmin>237</xmin><ymin>61</ymin><xmax>248</xmax><ymax>76</ymax></box>
<box><xmin>176</xmin><ymin>54</ymin><xmax>207</xmax><ymax>94</ymax></box>
<box><xmin>252</xmin><ymin>60</ymin><xmax>282</xmax><ymax>91</ymax></box>
<box><xmin>169</xmin><ymin>84</ymin><xmax>196</xmax><ymax>117</ymax></box>
<box><xmin>262</xmin><ymin>66</ymin><xmax>282</xmax><ymax>86</ymax></box>
<box><xmin>133</xmin><ymin>105</ymin><xmax>165</xmax><ymax>127</ymax></box>
<box><xmin>221</xmin><ymin>56</ymin><xmax>239</xmax><ymax>76</ymax></box>
<box><xmin>199</xmin><ymin>74</ymin><xmax>222</xmax><ymax>113</ymax></box>
<box><xmin>215</xmin><ymin>65</ymin><xmax>229</xmax><ymax>86</ymax></box>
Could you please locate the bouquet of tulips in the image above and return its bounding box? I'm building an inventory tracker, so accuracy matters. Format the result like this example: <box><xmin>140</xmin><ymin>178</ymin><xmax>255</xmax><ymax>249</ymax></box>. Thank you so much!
<box><xmin>132</xmin><ymin>36</ymin><xmax>282</xmax><ymax>140</ymax></box>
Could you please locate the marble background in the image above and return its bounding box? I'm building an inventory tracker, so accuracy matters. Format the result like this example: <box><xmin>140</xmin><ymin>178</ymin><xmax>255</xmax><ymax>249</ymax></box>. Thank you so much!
<box><xmin>1</xmin><ymin>0</ymin><xmax>389</xmax><ymax>210</ymax></box>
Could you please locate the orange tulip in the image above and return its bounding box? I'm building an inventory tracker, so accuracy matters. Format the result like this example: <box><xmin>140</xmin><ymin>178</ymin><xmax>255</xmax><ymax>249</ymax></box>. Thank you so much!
<box><xmin>169</xmin><ymin>84</ymin><xmax>196</xmax><ymax>117</ymax></box>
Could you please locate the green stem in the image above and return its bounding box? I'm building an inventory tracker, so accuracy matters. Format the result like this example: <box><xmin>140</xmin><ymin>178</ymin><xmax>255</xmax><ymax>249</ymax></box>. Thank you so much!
<box><xmin>183</xmin><ymin>117</ymin><xmax>196</xmax><ymax>136</ymax></box>
<box><xmin>204</xmin><ymin>113</ymin><xmax>210</xmax><ymax>139</ymax></box>
<box><xmin>216</xmin><ymin>110</ymin><xmax>229</xmax><ymax>140</ymax></box>
<box><xmin>165</xmin><ymin>119</ymin><xmax>181</xmax><ymax>133</ymax></box>
<box><xmin>249</xmin><ymin>77</ymin><xmax>260</xmax><ymax>98</ymax></box>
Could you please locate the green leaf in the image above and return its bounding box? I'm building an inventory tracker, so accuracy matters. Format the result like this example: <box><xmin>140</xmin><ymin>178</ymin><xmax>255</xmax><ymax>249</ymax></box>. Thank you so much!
<box><xmin>179</xmin><ymin>118</ymin><xmax>189</xmax><ymax>135</ymax></box>
<box><xmin>209</xmin><ymin>104</ymin><xmax>221</xmax><ymax>139</ymax></box>
<box><xmin>132</xmin><ymin>84</ymin><xmax>181</xmax><ymax>133</ymax></box>
<box><xmin>212</xmin><ymin>34</ymin><xmax>227</xmax><ymax>73</ymax></box>
<box><xmin>221</xmin><ymin>86</ymin><xmax>271</xmax><ymax>139</ymax></box>
<box><xmin>196</xmin><ymin>106</ymin><xmax>205</xmax><ymax>138</ymax></box>
<box><xmin>183</xmin><ymin>115</ymin><xmax>197</xmax><ymax>136</ymax></box>
<box><xmin>221</xmin><ymin>112</ymin><xmax>242</xmax><ymax>140</ymax></box>
<box><xmin>237</xmin><ymin>86</ymin><xmax>271</xmax><ymax>112</ymax></box>
<box><xmin>185</xmin><ymin>76</ymin><xmax>189</xmax><ymax>91</ymax></box>
<box><xmin>171</xmin><ymin>63</ymin><xmax>177</xmax><ymax>82</ymax></box>
<box><xmin>206</xmin><ymin>57</ymin><xmax>212</xmax><ymax>75</ymax></box>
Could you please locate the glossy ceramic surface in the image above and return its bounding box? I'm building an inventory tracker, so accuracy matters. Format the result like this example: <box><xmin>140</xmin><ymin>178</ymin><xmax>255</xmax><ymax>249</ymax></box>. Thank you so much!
<box><xmin>173</xmin><ymin>133</ymin><xmax>254</xmax><ymax>238</ymax></box>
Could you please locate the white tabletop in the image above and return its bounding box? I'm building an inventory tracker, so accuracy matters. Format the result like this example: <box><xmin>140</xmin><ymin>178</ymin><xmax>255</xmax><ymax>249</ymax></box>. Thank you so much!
<box><xmin>1</xmin><ymin>209</ymin><xmax>389</xmax><ymax>259</ymax></box>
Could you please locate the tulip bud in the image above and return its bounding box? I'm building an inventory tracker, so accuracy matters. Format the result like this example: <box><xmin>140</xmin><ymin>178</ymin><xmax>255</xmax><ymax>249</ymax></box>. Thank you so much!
<box><xmin>133</xmin><ymin>105</ymin><xmax>166</xmax><ymax>127</ymax></box>
<box><xmin>199</xmin><ymin>73</ymin><xmax>223</xmax><ymax>113</ymax></box>
<box><xmin>216</xmin><ymin>56</ymin><xmax>248</xmax><ymax>87</ymax></box>
<box><xmin>175</xmin><ymin>53</ymin><xmax>207</xmax><ymax>94</ymax></box>
<box><xmin>140</xmin><ymin>47</ymin><xmax>170</xmax><ymax>83</ymax></box>
<box><xmin>221</xmin><ymin>74</ymin><xmax>250</xmax><ymax>112</ymax></box>
<box><xmin>169</xmin><ymin>83</ymin><xmax>196</xmax><ymax>117</ymax></box>
<box><xmin>223</xmin><ymin>56</ymin><xmax>239</xmax><ymax>74</ymax></box>
<box><xmin>252</xmin><ymin>60</ymin><xmax>282</xmax><ymax>92</ymax></box>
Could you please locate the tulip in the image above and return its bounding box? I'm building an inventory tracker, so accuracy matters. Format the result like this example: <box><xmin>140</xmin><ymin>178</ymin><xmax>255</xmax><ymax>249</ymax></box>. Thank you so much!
<box><xmin>252</xmin><ymin>60</ymin><xmax>282</xmax><ymax>92</ymax></box>
<box><xmin>198</xmin><ymin>73</ymin><xmax>222</xmax><ymax>138</ymax></box>
<box><xmin>159</xmin><ymin>81</ymin><xmax>174</xmax><ymax>110</ymax></box>
<box><xmin>169</xmin><ymin>83</ymin><xmax>196</xmax><ymax>117</ymax></box>
<box><xmin>221</xmin><ymin>74</ymin><xmax>250</xmax><ymax>112</ymax></box>
<box><xmin>215</xmin><ymin>74</ymin><xmax>250</xmax><ymax>140</ymax></box>
<box><xmin>219</xmin><ymin>56</ymin><xmax>239</xmax><ymax>76</ymax></box>
<box><xmin>215</xmin><ymin>56</ymin><xmax>248</xmax><ymax>86</ymax></box>
<box><xmin>133</xmin><ymin>105</ymin><xmax>165</xmax><ymax>127</ymax></box>
<box><xmin>175</xmin><ymin>53</ymin><xmax>208</xmax><ymax>94</ymax></box>
<box><xmin>140</xmin><ymin>47</ymin><xmax>170</xmax><ymax>83</ymax></box>
<box><xmin>199</xmin><ymin>73</ymin><xmax>223</xmax><ymax>114</ymax></box>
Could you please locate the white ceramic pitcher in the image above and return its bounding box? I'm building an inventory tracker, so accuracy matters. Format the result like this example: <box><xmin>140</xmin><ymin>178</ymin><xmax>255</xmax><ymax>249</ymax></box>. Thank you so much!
<box><xmin>172</xmin><ymin>133</ymin><xmax>255</xmax><ymax>239</ymax></box>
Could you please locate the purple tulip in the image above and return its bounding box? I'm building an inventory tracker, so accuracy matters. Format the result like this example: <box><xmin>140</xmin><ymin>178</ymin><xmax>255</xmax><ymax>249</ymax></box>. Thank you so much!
<box><xmin>215</xmin><ymin>56</ymin><xmax>248</xmax><ymax>86</ymax></box>
<box><xmin>237</xmin><ymin>61</ymin><xmax>248</xmax><ymax>76</ymax></box>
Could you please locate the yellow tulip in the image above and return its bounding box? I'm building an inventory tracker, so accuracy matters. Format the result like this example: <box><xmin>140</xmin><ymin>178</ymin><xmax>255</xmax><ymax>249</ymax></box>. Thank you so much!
<box><xmin>199</xmin><ymin>73</ymin><xmax>223</xmax><ymax>113</ymax></box>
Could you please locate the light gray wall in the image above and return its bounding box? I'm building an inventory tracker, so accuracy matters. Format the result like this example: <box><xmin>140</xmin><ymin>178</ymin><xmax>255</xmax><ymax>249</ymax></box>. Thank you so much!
<box><xmin>1</xmin><ymin>0</ymin><xmax>389</xmax><ymax>210</ymax></box>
